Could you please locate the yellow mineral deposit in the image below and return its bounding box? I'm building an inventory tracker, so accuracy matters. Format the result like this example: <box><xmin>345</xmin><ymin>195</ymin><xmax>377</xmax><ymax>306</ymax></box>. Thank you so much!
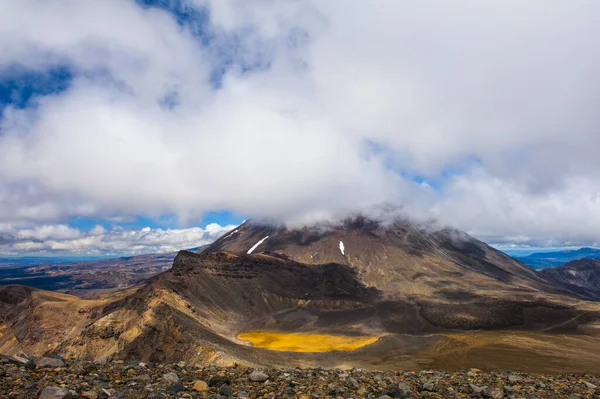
<box><xmin>237</xmin><ymin>331</ymin><xmax>379</xmax><ymax>352</ymax></box>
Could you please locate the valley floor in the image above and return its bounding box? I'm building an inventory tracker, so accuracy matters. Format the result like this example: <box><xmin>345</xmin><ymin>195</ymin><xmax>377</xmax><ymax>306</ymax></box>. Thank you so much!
<box><xmin>1</xmin><ymin>355</ymin><xmax>599</xmax><ymax>399</ymax></box>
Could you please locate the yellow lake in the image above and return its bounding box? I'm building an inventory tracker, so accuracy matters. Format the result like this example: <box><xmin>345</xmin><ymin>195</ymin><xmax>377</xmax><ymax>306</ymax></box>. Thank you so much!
<box><xmin>237</xmin><ymin>331</ymin><xmax>379</xmax><ymax>352</ymax></box>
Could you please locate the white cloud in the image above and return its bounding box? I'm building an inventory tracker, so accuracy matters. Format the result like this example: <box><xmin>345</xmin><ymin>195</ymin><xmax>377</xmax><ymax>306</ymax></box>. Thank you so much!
<box><xmin>0</xmin><ymin>223</ymin><xmax>235</xmax><ymax>255</ymax></box>
<box><xmin>0</xmin><ymin>1</ymin><xmax>599</xmax><ymax>247</ymax></box>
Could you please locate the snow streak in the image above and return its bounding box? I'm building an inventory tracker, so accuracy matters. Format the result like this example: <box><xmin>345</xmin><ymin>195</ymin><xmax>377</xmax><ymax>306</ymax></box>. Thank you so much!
<box><xmin>248</xmin><ymin>236</ymin><xmax>269</xmax><ymax>254</ymax></box>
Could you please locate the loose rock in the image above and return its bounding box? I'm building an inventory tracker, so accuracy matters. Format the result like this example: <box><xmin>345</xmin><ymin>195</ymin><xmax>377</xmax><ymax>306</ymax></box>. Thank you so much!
<box><xmin>482</xmin><ymin>386</ymin><xmax>504</xmax><ymax>399</ymax></box>
<box><xmin>36</xmin><ymin>358</ymin><xmax>65</xmax><ymax>369</ymax></box>
<box><xmin>162</xmin><ymin>372</ymin><xmax>179</xmax><ymax>384</ymax></box>
<box><xmin>249</xmin><ymin>370</ymin><xmax>269</xmax><ymax>382</ymax></box>
<box><xmin>0</xmin><ymin>360</ymin><xmax>592</xmax><ymax>399</ymax></box>
<box><xmin>193</xmin><ymin>380</ymin><xmax>209</xmax><ymax>391</ymax></box>
<box><xmin>219</xmin><ymin>383</ymin><xmax>233</xmax><ymax>397</ymax></box>
<box><xmin>38</xmin><ymin>387</ymin><xmax>74</xmax><ymax>399</ymax></box>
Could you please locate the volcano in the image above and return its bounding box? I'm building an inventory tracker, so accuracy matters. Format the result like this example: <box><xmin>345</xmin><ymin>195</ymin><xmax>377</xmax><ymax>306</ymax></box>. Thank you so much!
<box><xmin>2</xmin><ymin>217</ymin><xmax>600</xmax><ymax>372</ymax></box>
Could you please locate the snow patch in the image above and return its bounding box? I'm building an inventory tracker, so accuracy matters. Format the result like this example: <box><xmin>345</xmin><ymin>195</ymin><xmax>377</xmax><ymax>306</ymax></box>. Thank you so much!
<box><xmin>339</xmin><ymin>241</ymin><xmax>345</xmax><ymax>256</ymax></box>
<box><xmin>247</xmin><ymin>236</ymin><xmax>269</xmax><ymax>254</ymax></box>
<box><xmin>568</xmin><ymin>270</ymin><xmax>578</xmax><ymax>277</ymax></box>
<box><xmin>222</xmin><ymin>229</ymin><xmax>239</xmax><ymax>240</ymax></box>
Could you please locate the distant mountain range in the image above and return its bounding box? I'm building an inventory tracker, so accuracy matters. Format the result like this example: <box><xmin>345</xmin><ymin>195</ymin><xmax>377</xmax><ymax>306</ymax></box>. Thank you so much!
<box><xmin>0</xmin><ymin>252</ymin><xmax>175</xmax><ymax>297</ymax></box>
<box><xmin>0</xmin><ymin>255</ymin><xmax>110</xmax><ymax>268</ymax></box>
<box><xmin>515</xmin><ymin>247</ymin><xmax>600</xmax><ymax>269</ymax></box>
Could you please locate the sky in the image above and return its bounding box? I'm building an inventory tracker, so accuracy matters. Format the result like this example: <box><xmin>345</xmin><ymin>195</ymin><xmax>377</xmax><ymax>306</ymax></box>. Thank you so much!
<box><xmin>1</xmin><ymin>0</ymin><xmax>600</xmax><ymax>256</ymax></box>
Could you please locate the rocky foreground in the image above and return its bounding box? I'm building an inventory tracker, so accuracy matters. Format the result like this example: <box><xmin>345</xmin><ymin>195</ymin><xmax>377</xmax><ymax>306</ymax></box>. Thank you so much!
<box><xmin>1</xmin><ymin>355</ymin><xmax>599</xmax><ymax>399</ymax></box>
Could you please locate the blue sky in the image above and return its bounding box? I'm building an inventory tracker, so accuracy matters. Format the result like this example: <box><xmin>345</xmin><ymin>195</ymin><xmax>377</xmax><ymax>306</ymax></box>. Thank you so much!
<box><xmin>67</xmin><ymin>211</ymin><xmax>243</xmax><ymax>231</ymax></box>
<box><xmin>1</xmin><ymin>1</ymin><xmax>600</xmax><ymax>255</ymax></box>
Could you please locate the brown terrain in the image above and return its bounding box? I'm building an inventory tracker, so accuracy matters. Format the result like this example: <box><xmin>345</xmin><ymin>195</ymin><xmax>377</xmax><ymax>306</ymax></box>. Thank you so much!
<box><xmin>2</xmin><ymin>217</ymin><xmax>600</xmax><ymax>374</ymax></box>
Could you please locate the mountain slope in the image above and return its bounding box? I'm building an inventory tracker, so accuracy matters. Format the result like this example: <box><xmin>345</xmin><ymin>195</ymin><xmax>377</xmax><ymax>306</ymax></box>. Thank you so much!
<box><xmin>541</xmin><ymin>258</ymin><xmax>600</xmax><ymax>300</ymax></box>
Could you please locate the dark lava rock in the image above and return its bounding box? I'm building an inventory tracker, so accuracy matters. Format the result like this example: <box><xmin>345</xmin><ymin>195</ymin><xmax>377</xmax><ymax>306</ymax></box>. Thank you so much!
<box><xmin>384</xmin><ymin>382</ymin><xmax>415</xmax><ymax>398</ymax></box>
<box><xmin>166</xmin><ymin>382</ymin><xmax>185</xmax><ymax>394</ymax></box>
<box><xmin>219</xmin><ymin>383</ymin><xmax>233</xmax><ymax>397</ymax></box>
<box><xmin>209</xmin><ymin>375</ymin><xmax>231</xmax><ymax>387</ymax></box>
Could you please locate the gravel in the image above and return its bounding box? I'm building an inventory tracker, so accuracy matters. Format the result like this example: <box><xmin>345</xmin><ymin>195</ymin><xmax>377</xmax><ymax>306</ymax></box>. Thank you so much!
<box><xmin>1</xmin><ymin>354</ymin><xmax>599</xmax><ymax>399</ymax></box>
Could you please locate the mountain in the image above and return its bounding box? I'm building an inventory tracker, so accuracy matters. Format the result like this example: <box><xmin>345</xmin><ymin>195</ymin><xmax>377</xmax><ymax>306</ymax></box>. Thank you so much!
<box><xmin>515</xmin><ymin>247</ymin><xmax>600</xmax><ymax>269</ymax></box>
<box><xmin>2</xmin><ymin>218</ymin><xmax>600</xmax><ymax>373</ymax></box>
<box><xmin>200</xmin><ymin>218</ymin><xmax>563</xmax><ymax>298</ymax></box>
<box><xmin>541</xmin><ymin>258</ymin><xmax>600</xmax><ymax>300</ymax></box>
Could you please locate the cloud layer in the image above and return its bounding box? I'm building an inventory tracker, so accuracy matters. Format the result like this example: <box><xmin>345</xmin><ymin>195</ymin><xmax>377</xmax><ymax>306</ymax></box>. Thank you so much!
<box><xmin>0</xmin><ymin>222</ymin><xmax>235</xmax><ymax>255</ymax></box>
<box><xmin>1</xmin><ymin>0</ymin><xmax>600</xmax><ymax>249</ymax></box>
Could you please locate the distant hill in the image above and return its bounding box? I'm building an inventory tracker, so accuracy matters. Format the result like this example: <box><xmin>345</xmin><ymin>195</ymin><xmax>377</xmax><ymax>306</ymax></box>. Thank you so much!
<box><xmin>515</xmin><ymin>247</ymin><xmax>600</xmax><ymax>269</ymax></box>
<box><xmin>541</xmin><ymin>258</ymin><xmax>600</xmax><ymax>301</ymax></box>
<box><xmin>0</xmin><ymin>246</ymin><xmax>209</xmax><ymax>297</ymax></box>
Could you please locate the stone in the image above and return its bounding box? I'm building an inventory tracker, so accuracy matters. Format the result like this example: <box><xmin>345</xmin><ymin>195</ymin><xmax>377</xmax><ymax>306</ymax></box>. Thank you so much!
<box><xmin>585</xmin><ymin>382</ymin><xmax>598</xmax><ymax>389</ymax></box>
<box><xmin>219</xmin><ymin>383</ymin><xmax>233</xmax><ymax>397</ymax></box>
<box><xmin>209</xmin><ymin>376</ymin><xmax>231</xmax><ymax>387</ymax></box>
<box><xmin>421</xmin><ymin>380</ymin><xmax>436</xmax><ymax>392</ymax></box>
<box><xmin>39</xmin><ymin>387</ymin><xmax>74</xmax><ymax>399</ymax></box>
<box><xmin>237</xmin><ymin>391</ymin><xmax>249</xmax><ymax>398</ymax></box>
<box><xmin>36</xmin><ymin>357</ymin><xmax>65</xmax><ymax>368</ymax></box>
<box><xmin>346</xmin><ymin>377</ymin><xmax>359</xmax><ymax>389</ymax></box>
<box><xmin>249</xmin><ymin>370</ymin><xmax>269</xmax><ymax>382</ymax></box>
<box><xmin>81</xmin><ymin>391</ymin><xmax>99</xmax><ymax>399</ymax></box>
<box><xmin>12</xmin><ymin>355</ymin><xmax>30</xmax><ymax>365</ymax></box>
<box><xmin>383</xmin><ymin>382</ymin><xmax>415</xmax><ymax>398</ymax></box>
<box><xmin>470</xmin><ymin>384</ymin><xmax>485</xmax><ymax>394</ymax></box>
<box><xmin>467</xmin><ymin>368</ymin><xmax>481</xmax><ymax>377</ymax></box>
<box><xmin>507</xmin><ymin>375</ymin><xmax>520</xmax><ymax>384</ymax></box>
<box><xmin>166</xmin><ymin>382</ymin><xmax>185</xmax><ymax>394</ymax></box>
<box><xmin>482</xmin><ymin>387</ymin><xmax>504</xmax><ymax>399</ymax></box>
<box><xmin>163</xmin><ymin>372</ymin><xmax>180</xmax><ymax>384</ymax></box>
<box><xmin>193</xmin><ymin>380</ymin><xmax>209</xmax><ymax>391</ymax></box>
<box><xmin>136</xmin><ymin>374</ymin><xmax>152</xmax><ymax>382</ymax></box>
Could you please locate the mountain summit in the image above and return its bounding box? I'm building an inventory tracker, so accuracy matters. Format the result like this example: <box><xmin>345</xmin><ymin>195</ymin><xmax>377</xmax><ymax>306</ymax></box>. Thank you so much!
<box><xmin>202</xmin><ymin>218</ymin><xmax>562</xmax><ymax>298</ymax></box>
